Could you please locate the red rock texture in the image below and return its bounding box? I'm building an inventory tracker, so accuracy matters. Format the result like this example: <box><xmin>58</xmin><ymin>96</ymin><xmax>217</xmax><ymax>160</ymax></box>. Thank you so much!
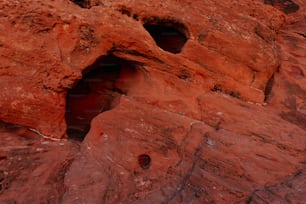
<box><xmin>0</xmin><ymin>0</ymin><xmax>305</xmax><ymax>203</ymax></box>
<box><xmin>0</xmin><ymin>0</ymin><xmax>285</xmax><ymax>138</ymax></box>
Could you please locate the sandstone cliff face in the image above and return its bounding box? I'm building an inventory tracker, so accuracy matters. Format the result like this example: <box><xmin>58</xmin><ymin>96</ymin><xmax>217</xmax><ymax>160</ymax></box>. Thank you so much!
<box><xmin>0</xmin><ymin>0</ymin><xmax>305</xmax><ymax>203</ymax></box>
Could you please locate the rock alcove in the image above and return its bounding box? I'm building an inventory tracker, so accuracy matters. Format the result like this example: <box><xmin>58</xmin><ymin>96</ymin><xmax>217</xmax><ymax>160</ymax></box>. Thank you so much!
<box><xmin>65</xmin><ymin>55</ymin><xmax>138</xmax><ymax>140</ymax></box>
<box><xmin>143</xmin><ymin>19</ymin><xmax>188</xmax><ymax>54</ymax></box>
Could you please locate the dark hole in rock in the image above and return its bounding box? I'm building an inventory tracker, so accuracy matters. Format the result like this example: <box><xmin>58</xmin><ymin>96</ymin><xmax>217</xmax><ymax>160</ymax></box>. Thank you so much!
<box><xmin>118</xmin><ymin>6</ymin><xmax>131</xmax><ymax>17</ymax></box>
<box><xmin>71</xmin><ymin>0</ymin><xmax>90</xmax><ymax>8</ymax></box>
<box><xmin>138</xmin><ymin>154</ymin><xmax>151</xmax><ymax>169</ymax></box>
<box><xmin>229</xmin><ymin>91</ymin><xmax>241</xmax><ymax>99</ymax></box>
<box><xmin>264</xmin><ymin>0</ymin><xmax>299</xmax><ymax>14</ymax></box>
<box><xmin>143</xmin><ymin>20</ymin><xmax>188</xmax><ymax>54</ymax></box>
<box><xmin>211</xmin><ymin>85</ymin><xmax>223</xmax><ymax>93</ymax></box>
<box><xmin>211</xmin><ymin>85</ymin><xmax>241</xmax><ymax>99</ymax></box>
<box><xmin>65</xmin><ymin>56</ymin><xmax>138</xmax><ymax>141</ymax></box>
<box><xmin>133</xmin><ymin>14</ymin><xmax>139</xmax><ymax>21</ymax></box>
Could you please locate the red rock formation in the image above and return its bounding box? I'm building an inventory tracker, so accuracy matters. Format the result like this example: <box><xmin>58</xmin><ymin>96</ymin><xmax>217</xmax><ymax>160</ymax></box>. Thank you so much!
<box><xmin>0</xmin><ymin>0</ymin><xmax>305</xmax><ymax>203</ymax></box>
<box><xmin>0</xmin><ymin>0</ymin><xmax>285</xmax><ymax>138</ymax></box>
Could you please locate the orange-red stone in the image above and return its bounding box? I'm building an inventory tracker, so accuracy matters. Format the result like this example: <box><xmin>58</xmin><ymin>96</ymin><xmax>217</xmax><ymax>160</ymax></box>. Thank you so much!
<box><xmin>0</xmin><ymin>0</ymin><xmax>305</xmax><ymax>203</ymax></box>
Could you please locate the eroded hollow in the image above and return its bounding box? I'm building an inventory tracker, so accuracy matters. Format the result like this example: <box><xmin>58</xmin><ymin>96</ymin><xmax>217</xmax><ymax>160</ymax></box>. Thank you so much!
<box><xmin>71</xmin><ymin>0</ymin><xmax>102</xmax><ymax>9</ymax></box>
<box><xmin>264</xmin><ymin>0</ymin><xmax>299</xmax><ymax>14</ymax></box>
<box><xmin>143</xmin><ymin>19</ymin><xmax>188</xmax><ymax>54</ymax></box>
<box><xmin>211</xmin><ymin>85</ymin><xmax>241</xmax><ymax>99</ymax></box>
<box><xmin>138</xmin><ymin>154</ymin><xmax>151</xmax><ymax>169</ymax></box>
<box><xmin>71</xmin><ymin>0</ymin><xmax>90</xmax><ymax>8</ymax></box>
<box><xmin>65</xmin><ymin>55</ymin><xmax>138</xmax><ymax>140</ymax></box>
<box><xmin>264</xmin><ymin>74</ymin><xmax>275</xmax><ymax>102</ymax></box>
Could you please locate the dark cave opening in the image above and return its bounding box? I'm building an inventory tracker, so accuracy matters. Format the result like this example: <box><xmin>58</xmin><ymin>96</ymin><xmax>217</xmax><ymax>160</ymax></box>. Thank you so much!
<box><xmin>65</xmin><ymin>56</ymin><xmax>137</xmax><ymax>141</ymax></box>
<box><xmin>143</xmin><ymin>20</ymin><xmax>188</xmax><ymax>54</ymax></box>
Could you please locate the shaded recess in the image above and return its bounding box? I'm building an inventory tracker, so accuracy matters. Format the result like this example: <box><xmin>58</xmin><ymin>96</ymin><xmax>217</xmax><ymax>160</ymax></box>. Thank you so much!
<box><xmin>71</xmin><ymin>0</ymin><xmax>102</xmax><ymax>9</ymax></box>
<box><xmin>297</xmin><ymin>32</ymin><xmax>306</xmax><ymax>39</ymax></box>
<box><xmin>264</xmin><ymin>0</ymin><xmax>299</xmax><ymax>14</ymax></box>
<box><xmin>71</xmin><ymin>0</ymin><xmax>91</xmax><ymax>8</ymax></box>
<box><xmin>264</xmin><ymin>75</ymin><xmax>275</xmax><ymax>102</ymax></box>
<box><xmin>211</xmin><ymin>85</ymin><xmax>241</xmax><ymax>99</ymax></box>
<box><xmin>65</xmin><ymin>56</ymin><xmax>138</xmax><ymax>140</ymax></box>
<box><xmin>118</xmin><ymin>6</ymin><xmax>139</xmax><ymax>21</ymax></box>
<box><xmin>143</xmin><ymin>18</ymin><xmax>188</xmax><ymax>54</ymax></box>
<box><xmin>138</xmin><ymin>154</ymin><xmax>151</xmax><ymax>169</ymax></box>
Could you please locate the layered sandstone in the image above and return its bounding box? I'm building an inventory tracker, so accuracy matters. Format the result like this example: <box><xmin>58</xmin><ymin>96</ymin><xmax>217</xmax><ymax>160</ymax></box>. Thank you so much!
<box><xmin>0</xmin><ymin>0</ymin><xmax>305</xmax><ymax>203</ymax></box>
<box><xmin>0</xmin><ymin>0</ymin><xmax>285</xmax><ymax>138</ymax></box>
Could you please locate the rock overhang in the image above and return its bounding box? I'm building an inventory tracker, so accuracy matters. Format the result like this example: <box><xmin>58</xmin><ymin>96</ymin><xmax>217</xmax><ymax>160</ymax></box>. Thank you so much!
<box><xmin>0</xmin><ymin>0</ymin><xmax>285</xmax><ymax>138</ymax></box>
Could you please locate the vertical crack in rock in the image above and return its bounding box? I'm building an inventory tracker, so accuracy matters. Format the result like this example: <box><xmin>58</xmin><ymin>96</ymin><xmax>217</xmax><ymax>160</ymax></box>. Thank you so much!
<box><xmin>264</xmin><ymin>74</ymin><xmax>275</xmax><ymax>102</ymax></box>
<box><xmin>50</xmin><ymin>158</ymin><xmax>75</xmax><ymax>203</ymax></box>
<box><xmin>143</xmin><ymin>18</ymin><xmax>188</xmax><ymax>54</ymax></box>
<box><xmin>163</xmin><ymin>125</ymin><xmax>207</xmax><ymax>204</ymax></box>
<box><xmin>247</xmin><ymin>169</ymin><xmax>306</xmax><ymax>203</ymax></box>
<box><xmin>65</xmin><ymin>55</ymin><xmax>139</xmax><ymax>141</ymax></box>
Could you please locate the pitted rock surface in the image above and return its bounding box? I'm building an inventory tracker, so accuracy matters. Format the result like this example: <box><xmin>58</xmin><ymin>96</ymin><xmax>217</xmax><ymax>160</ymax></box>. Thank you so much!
<box><xmin>0</xmin><ymin>0</ymin><xmax>305</xmax><ymax>203</ymax></box>
<box><xmin>0</xmin><ymin>0</ymin><xmax>285</xmax><ymax>138</ymax></box>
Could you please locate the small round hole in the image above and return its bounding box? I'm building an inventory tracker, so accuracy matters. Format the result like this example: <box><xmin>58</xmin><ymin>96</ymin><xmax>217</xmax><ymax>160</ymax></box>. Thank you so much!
<box><xmin>138</xmin><ymin>154</ymin><xmax>151</xmax><ymax>169</ymax></box>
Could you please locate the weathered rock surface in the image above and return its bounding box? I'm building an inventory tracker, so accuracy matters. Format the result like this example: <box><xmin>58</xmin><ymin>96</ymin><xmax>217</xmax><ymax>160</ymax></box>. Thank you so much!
<box><xmin>0</xmin><ymin>0</ymin><xmax>285</xmax><ymax>138</ymax></box>
<box><xmin>0</xmin><ymin>0</ymin><xmax>305</xmax><ymax>203</ymax></box>
<box><xmin>0</xmin><ymin>123</ymin><xmax>79</xmax><ymax>203</ymax></box>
